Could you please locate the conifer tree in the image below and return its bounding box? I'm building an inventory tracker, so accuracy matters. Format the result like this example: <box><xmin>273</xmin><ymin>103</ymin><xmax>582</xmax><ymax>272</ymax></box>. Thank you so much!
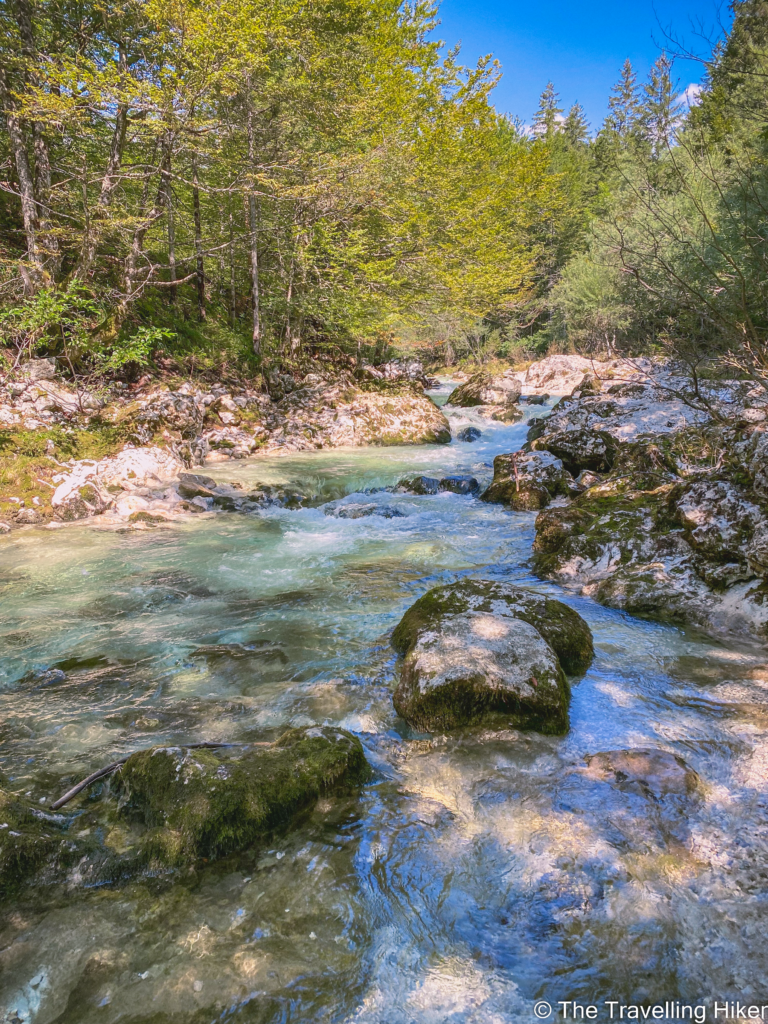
<box><xmin>640</xmin><ymin>53</ymin><xmax>681</xmax><ymax>154</ymax></box>
<box><xmin>603</xmin><ymin>59</ymin><xmax>642</xmax><ymax>143</ymax></box>
<box><xmin>563</xmin><ymin>102</ymin><xmax>590</xmax><ymax>144</ymax></box>
<box><xmin>532</xmin><ymin>82</ymin><xmax>564</xmax><ymax>138</ymax></box>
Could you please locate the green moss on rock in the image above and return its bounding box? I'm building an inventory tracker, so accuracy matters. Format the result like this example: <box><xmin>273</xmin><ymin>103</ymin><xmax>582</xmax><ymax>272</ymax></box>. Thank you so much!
<box><xmin>115</xmin><ymin>727</ymin><xmax>370</xmax><ymax>866</ymax></box>
<box><xmin>392</xmin><ymin>579</ymin><xmax>593</xmax><ymax>675</ymax></box>
<box><xmin>0</xmin><ymin>786</ymin><xmax>68</xmax><ymax>898</ymax></box>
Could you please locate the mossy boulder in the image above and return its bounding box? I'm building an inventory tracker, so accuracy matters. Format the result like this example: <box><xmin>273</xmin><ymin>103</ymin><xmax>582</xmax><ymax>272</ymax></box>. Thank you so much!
<box><xmin>446</xmin><ymin>372</ymin><xmax>522</xmax><ymax>409</ymax></box>
<box><xmin>391</xmin><ymin>580</ymin><xmax>593</xmax><ymax>734</ymax></box>
<box><xmin>481</xmin><ymin>450</ymin><xmax>570</xmax><ymax>511</ymax></box>
<box><xmin>396</xmin><ymin>475</ymin><xmax>441</xmax><ymax>495</ymax></box>
<box><xmin>530</xmin><ymin>429</ymin><xmax>618</xmax><ymax>476</ymax></box>
<box><xmin>115</xmin><ymin>727</ymin><xmax>369</xmax><ymax>866</ymax></box>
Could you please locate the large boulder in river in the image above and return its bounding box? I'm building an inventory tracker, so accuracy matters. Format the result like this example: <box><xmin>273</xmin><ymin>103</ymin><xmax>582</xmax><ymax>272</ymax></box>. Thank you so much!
<box><xmin>481</xmin><ymin>450</ymin><xmax>570</xmax><ymax>510</ymax></box>
<box><xmin>391</xmin><ymin>580</ymin><xmax>593</xmax><ymax>734</ymax></box>
<box><xmin>446</xmin><ymin>372</ymin><xmax>522</xmax><ymax>409</ymax></box>
<box><xmin>530</xmin><ymin>428</ymin><xmax>618</xmax><ymax>475</ymax></box>
<box><xmin>115</xmin><ymin>727</ymin><xmax>369</xmax><ymax>866</ymax></box>
<box><xmin>266</xmin><ymin>377</ymin><xmax>451</xmax><ymax>450</ymax></box>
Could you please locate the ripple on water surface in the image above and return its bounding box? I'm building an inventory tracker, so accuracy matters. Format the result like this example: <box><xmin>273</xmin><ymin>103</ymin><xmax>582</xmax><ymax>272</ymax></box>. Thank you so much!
<box><xmin>2</xmin><ymin>395</ymin><xmax>768</xmax><ymax>1022</ymax></box>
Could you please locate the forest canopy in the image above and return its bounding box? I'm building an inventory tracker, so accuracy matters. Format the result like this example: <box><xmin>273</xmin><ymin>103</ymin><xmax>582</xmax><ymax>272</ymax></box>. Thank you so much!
<box><xmin>0</xmin><ymin>0</ymin><xmax>765</xmax><ymax>381</ymax></box>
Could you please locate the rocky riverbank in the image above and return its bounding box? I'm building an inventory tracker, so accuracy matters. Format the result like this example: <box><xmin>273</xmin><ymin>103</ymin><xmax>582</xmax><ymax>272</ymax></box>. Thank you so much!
<box><xmin>0</xmin><ymin>359</ymin><xmax>452</xmax><ymax>530</ymax></box>
<box><xmin>480</xmin><ymin>359</ymin><xmax>768</xmax><ymax>643</ymax></box>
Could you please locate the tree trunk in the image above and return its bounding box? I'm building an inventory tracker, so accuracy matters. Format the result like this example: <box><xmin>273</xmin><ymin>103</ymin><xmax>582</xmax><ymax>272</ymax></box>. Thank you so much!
<box><xmin>162</xmin><ymin>149</ymin><xmax>177</xmax><ymax>303</ymax></box>
<box><xmin>13</xmin><ymin>0</ymin><xmax>57</xmax><ymax>276</ymax></box>
<box><xmin>0</xmin><ymin>65</ymin><xmax>43</xmax><ymax>290</ymax></box>
<box><xmin>78</xmin><ymin>55</ymin><xmax>129</xmax><ymax>277</ymax></box>
<box><xmin>192</xmin><ymin>154</ymin><xmax>205</xmax><ymax>320</ymax></box>
<box><xmin>229</xmin><ymin>203</ymin><xmax>236</xmax><ymax>327</ymax></box>
<box><xmin>245</xmin><ymin>83</ymin><xmax>261</xmax><ymax>356</ymax></box>
<box><xmin>283</xmin><ymin>261</ymin><xmax>294</xmax><ymax>355</ymax></box>
<box><xmin>123</xmin><ymin>147</ymin><xmax>168</xmax><ymax>307</ymax></box>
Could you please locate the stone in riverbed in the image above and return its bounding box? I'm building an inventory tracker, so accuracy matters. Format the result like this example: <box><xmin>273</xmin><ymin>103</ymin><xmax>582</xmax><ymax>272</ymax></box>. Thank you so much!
<box><xmin>14</xmin><ymin>507</ymin><xmax>44</xmax><ymax>525</ymax></box>
<box><xmin>583</xmin><ymin>749</ymin><xmax>700</xmax><ymax>800</ymax></box>
<box><xmin>395</xmin><ymin>475</ymin><xmax>479</xmax><ymax>496</ymax></box>
<box><xmin>481</xmin><ymin>450</ymin><xmax>569</xmax><ymax>511</ymax></box>
<box><xmin>391</xmin><ymin>580</ymin><xmax>593</xmax><ymax>734</ymax></box>
<box><xmin>324</xmin><ymin>502</ymin><xmax>405</xmax><ymax>519</ymax></box>
<box><xmin>115</xmin><ymin>727</ymin><xmax>370</xmax><ymax>866</ymax></box>
<box><xmin>530</xmin><ymin>428</ymin><xmax>618</xmax><ymax>475</ymax></box>
<box><xmin>396</xmin><ymin>475</ymin><xmax>441</xmax><ymax>495</ymax></box>
<box><xmin>177</xmin><ymin>471</ymin><xmax>218</xmax><ymax>499</ymax></box>
<box><xmin>439</xmin><ymin>475</ymin><xmax>480</xmax><ymax>495</ymax></box>
<box><xmin>446</xmin><ymin>372</ymin><xmax>522</xmax><ymax>409</ymax></box>
<box><xmin>457</xmin><ymin>426</ymin><xmax>482</xmax><ymax>442</ymax></box>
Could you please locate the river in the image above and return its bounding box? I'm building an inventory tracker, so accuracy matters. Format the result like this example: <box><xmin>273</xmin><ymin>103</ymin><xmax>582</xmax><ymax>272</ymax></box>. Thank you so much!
<box><xmin>1</xmin><ymin>385</ymin><xmax>767</xmax><ymax>1023</ymax></box>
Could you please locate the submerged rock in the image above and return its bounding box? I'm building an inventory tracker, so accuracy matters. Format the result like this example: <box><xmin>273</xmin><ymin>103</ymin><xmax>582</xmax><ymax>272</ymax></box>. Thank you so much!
<box><xmin>396</xmin><ymin>475</ymin><xmax>441</xmax><ymax>495</ymax></box>
<box><xmin>481</xmin><ymin>450</ymin><xmax>570</xmax><ymax>510</ymax></box>
<box><xmin>439</xmin><ymin>475</ymin><xmax>480</xmax><ymax>495</ymax></box>
<box><xmin>115</xmin><ymin>727</ymin><xmax>369</xmax><ymax>866</ymax></box>
<box><xmin>0</xmin><ymin>779</ymin><xmax>78</xmax><ymax>898</ymax></box>
<box><xmin>446</xmin><ymin>372</ymin><xmax>522</xmax><ymax>409</ymax></box>
<box><xmin>583</xmin><ymin>749</ymin><xmax>700</xmax><ymax>800</ymax></box>
<box><xmin>457</xmin><ymin>426</ymin><xmax>482</xmax><ymax>442</ymax></box>
<box><xmin>324</xmin><ymin>502</ymin><xmax>405</xmax><ymax>519</ymax></box>
<box><xmin>391</xmin><ymin>580</ymin><xmax>593</xmax><ymax>734</ymax></box>
<box><xmin>0</xmin><ymin>728</ymin><xmax>370</xmax><ymax>898</ymax></box>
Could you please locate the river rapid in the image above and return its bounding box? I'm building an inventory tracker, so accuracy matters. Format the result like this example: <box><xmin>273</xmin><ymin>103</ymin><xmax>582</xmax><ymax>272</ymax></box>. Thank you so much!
<box><xmin>2</xmin><ymin>385</ymin><xmax>768</xmax><ymax>1023</ymax></box>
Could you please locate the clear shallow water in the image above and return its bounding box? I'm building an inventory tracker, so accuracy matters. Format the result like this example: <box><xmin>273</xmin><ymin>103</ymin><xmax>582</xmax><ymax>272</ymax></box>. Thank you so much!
<box><xmin>2</xmin><ymin>388</ymin><xmax>768</xmax><ymax>1022</ymax></box>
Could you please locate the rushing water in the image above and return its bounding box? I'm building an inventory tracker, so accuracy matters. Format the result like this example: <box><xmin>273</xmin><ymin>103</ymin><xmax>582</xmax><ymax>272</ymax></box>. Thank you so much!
<box><xmin>2</xmin><ymin>386</ymin><xmax>768</xmax><ymax>1023</ymax></box>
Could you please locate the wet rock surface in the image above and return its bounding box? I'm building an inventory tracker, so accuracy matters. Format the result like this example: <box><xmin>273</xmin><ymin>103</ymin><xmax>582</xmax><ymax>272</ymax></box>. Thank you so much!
<box><xmin>481</xmin><ymin>450</ymin><xmax>570</xmax><ymax>510</ymax></box>
<box><xmin>391</xmin><ymin>579</ymin><xmax>593</xmax><ymax>734</ymax></box>
<box><xmin>115</xmin><ymin>727</ymin><xmax>369</xmax><ymax>867</ymax></box>
<box><xmin>457</xmin><ymin>426</ymin><xmax>482</xmax><ymax>442</ymax></box>
<box><xmin>582</xmin><ymin>748</ymin><xmax>701</xmax><ymax>800</ymax></box>
<box><xmin>0</xmin><ymin>727</ymin><xmax>369</xmax><ymax>897</ymax></box>
<box><xmin>445</xmin><ymin>371</ymin><xmax>522</xmax><ymax>409</ymax></box>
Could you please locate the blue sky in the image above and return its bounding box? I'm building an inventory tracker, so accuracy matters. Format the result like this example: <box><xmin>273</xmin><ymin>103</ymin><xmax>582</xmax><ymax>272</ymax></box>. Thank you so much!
<box><xmin>433</xmin><ymin>0</ymin><xmax>730</xmax><ymax>130</ymax></box>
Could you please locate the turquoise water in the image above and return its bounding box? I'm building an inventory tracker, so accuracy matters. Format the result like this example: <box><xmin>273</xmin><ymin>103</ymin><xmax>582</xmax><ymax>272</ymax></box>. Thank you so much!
<box><xmin>2</xmin><ymin>389</ymin><xmax>768</xmax><ymax>1023</ymax></box>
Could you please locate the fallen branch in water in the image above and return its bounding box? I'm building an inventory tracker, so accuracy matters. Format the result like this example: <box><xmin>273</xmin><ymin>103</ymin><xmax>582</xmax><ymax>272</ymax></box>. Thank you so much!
<box><xmin>50</xmin><ymin>741</ymin><xmax>245</xmax><ymax>810</ymax></box>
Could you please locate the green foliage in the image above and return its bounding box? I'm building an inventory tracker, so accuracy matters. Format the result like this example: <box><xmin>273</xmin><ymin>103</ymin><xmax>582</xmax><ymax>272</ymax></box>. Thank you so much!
<box><xmin>546</xmin><ymin>0</ymin><xmax>768</xmax><ymax>379</ymax></box>
<box><xmin>0</xmin><ymin>0</ymin><xmax>577</xmax><ymax>372</ymax></box>
<box><xmin>102</xmin><ymin>326</ymin><xmax>175</xmax><ymax>371</ymax></box>
<box><xmin>0</xmin><ymin>0</ymin><xmax>759</xmax><ymax>379</ymax></box>
<box><xmin>0</xmin><ymin>283</ymin><xmax>103</xmax><ymax>358</ymax></box>
<box><xmin>0</xmin><ymin>423</ymin><xmax>132</xmax><ymax>461</ymax></box>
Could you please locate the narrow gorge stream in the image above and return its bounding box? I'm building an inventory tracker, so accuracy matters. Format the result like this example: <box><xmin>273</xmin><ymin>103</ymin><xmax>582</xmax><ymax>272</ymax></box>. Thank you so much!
<box><xmin>2</xmin><ymin>386</ymin><xmax>768</xmax><ymax>1023</ymax></box>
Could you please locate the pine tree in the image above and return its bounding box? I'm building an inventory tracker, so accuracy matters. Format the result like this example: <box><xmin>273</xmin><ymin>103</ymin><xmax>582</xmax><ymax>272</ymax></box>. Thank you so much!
<box><xmin>603</xmin><ymin>59</ymin><xmax>641</xmax><ymax>142</ymax></box>
<box><xmin>532</xmin><ymin>82</ymin><xmax>564</xmax><ymax>138</ymax></box>
<box><xmin>563</xmin><ymin>102</ymin><xmax>590</xmax><ymax>144</ymax></box>
<box><xmin>640</xmin><ymin>53</ymin><xmax>682</xmax><ymax>154</ymax></box>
